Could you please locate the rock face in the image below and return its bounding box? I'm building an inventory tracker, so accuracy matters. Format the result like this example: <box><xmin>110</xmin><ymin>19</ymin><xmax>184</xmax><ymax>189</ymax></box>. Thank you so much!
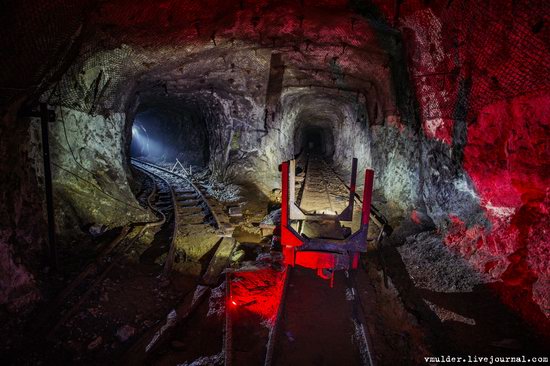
<box><xmin>462</xmin><ymin>95</ymin><xmax>550</xmax><ymax>324</ymax></box>
<box><xmin>0</xmin><ymin>234</ymin><xmax>40</xmax><ymax>313</ymax></box>
<box><xmin>42</xmin><ymin>107</ymin><xmax>153</xmax><ymax>236</ymax></box>
<box><xmin>0</xmin><ymin>102</ymin><xmax>43</xmax><ymax>312</ymax></box>
<box><xmin>398</xmin><ymin>232</ymin><xmax>491</xmax><ymax>293</ymax></box>
<box><xmin>370</xmin><ymin>124</ymin><xmax>421</xmax><ymax>224</ymax></box>
<box><xmin>371</xmin><ymin>0</ymin><xmax>550</xmax><ymax>336</ymax></box>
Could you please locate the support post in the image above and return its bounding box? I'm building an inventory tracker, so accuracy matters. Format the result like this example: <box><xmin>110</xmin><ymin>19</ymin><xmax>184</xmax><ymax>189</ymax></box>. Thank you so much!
<box><xmin>280</xmin><ymin>161</ymin><xmax>304</xmax><ymax>249</ymax></box>
<box><xmin>338</xmin><ymin>158</ymin><xmax>358</xmax><ymax>221</ymax></box>
<box><xmin>288</xmin><ymin>159</ymin><xmax>305</xmax><ymax>220</ymax></box>
<box><xmin>40</xmin><ymin>103</ymin><xmax>57</xmax><ymax>270</ymax></box>
<box><xmin>281</xmin><ymin>161</ymin><xmax>290</xmax><ymax>228</ymax></box>
<box><xmin>348</xmin><ymin>158</ymin><xmax>358</xmax><ymax>210</ymax></box>
<box><xmin>289</xmin><ymin>159</ymin><xmax>296</xmax><ymax>206</ymax></box>
<box><xmin>361</xmin><ymin>169</ymin><xmax>374</xmax><ymax>227</ymax></box>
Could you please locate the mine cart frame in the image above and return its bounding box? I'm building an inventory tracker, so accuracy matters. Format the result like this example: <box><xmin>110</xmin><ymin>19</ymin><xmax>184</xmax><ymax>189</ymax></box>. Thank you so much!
<box><xmin>279</xmin><ymin>159</ymin><xmax>374</xmax><ymax>279</ymax></box>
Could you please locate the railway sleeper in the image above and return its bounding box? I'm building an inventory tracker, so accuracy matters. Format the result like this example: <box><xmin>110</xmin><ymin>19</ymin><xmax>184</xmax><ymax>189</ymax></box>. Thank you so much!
<box><xmin>180</xmin><ymin>213</ymin><xmax>206</xmax><ymax>224</ymax></box>
<box><xmin>174</xmin><ymin>189</ymin><xmax>196</xmax><ymax>195</ymax></box>
<box><xmin>177</xmin><ymin>193</ymin><xmax>199</xmax><ymax>200</ymax></box>
<box><xmin>177</xmin><ymin>199</ymin><xmax>201</xmax><ymax>206</ymax></box>
<box><xmin>178</xmin><ymin>206</ymin><xmax>204</xmax><ymax>215</ymax></box>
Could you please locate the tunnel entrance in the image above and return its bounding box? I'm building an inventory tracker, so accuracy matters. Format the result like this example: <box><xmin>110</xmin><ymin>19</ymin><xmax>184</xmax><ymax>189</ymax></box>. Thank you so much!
<box><xmin>293</xmin><ymin>124</ymin><xmax>335</xmax><ymax>158</ymax></box>
<box><xmin>129</xmin><ymin>100</ymin><xmax>210</xmax><ymax>166</ymax></box>
<box><xmin>302</xmin><ymin>127</ymin><xmax>324</xmax><ymax>155</ymax></box>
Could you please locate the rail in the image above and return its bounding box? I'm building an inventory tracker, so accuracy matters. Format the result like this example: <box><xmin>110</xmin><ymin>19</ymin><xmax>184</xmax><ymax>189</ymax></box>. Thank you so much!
<box><xmin>131</xmin><ymin>158</ymin><xmax>231</xmax><ymax>236</ymax></box>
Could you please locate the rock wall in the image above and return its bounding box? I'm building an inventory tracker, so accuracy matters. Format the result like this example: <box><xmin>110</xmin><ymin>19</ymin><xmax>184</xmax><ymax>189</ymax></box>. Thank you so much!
<box><xmin>1</xmin><ymin>0</ymin><xmax>547</xmax><ymax>336</ymax></box>
<box><xmin>0</xmin><ymin>102</ymin><xmax>43</xmax><ymax>313</ymax></box>
<box><xmin>461</xmin><ymin>94</ymin><xmax>550</xmax><ymax>328</ymax></box>
<box><xmin>46</xmin><ymin>107</ymin><xmax>153</xmax><ymax>237</ymax></box>
<box><xmin>371</xmin><ymin>0</ymin><xmax>550</xmax><ymax>335</ymax></box>
<box><xmin>370</xmin><ymin>124</ymin><xmax>421</xmax><ymax>225</ymax></box>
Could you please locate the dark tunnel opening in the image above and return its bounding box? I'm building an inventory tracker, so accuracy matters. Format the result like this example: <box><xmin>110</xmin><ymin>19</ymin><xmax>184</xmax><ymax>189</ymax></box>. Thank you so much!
<box><xmin>293</xmin><ymin>123</ymin><xmax>335</xmax><ymax>159</ymax></box>
<box><xmin>129</xmin><ymin>100</ymin><xmax>210</xmax><ymax>167</ymax></box>
<box><xmin>302</xmin><ymin>127</ymin><xmax>324</xmax><ymax>155</ymax></box>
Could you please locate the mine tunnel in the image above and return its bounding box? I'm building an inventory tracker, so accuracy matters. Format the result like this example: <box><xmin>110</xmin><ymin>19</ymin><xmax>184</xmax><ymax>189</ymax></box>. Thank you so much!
<box><xmin>129</xmin><ymin>98</ymin><xmax>210</xmax><ymax>166</ymax></box>
<box><xmin>294</xmin><ymin>124</ymin><xmax>335</xmax><ymax>158</ymax></box>
<box><xmin>1</xmin><ymin>1</ymin><xmax>549</xmax><ymax>365</ymax></box>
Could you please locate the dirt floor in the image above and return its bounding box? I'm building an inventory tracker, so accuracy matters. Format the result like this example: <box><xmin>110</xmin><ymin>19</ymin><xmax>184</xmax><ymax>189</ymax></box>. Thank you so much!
<box><xmin>273</xmin><ymin>268</ymin><xmax>364</xmax><ymax>366</ymax></box>
<box><xmin>2</xmin><ymin>170</ymin><xmax>548</xmax><ymax>366</ymax></box>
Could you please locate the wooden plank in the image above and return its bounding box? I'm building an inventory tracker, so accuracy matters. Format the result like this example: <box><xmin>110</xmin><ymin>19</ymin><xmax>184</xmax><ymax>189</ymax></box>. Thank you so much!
<box><xmin>35</xmin><ymin>225</ymin><xmax>131</xmax><ymax>330</ymax></box>
<box><xmin>201</xmin><ymin>238</ymin><xmax>236</xmax><ymax>286</ymax></box>
<box><xmin>178</xmin><ymin>206</ymin><xmax>203</xmax><ymax>215</ymax></box>
<box><xmin>122</xmin><ymin>285</ymin><xmax>210</xmax><ymax>365</ymax></box>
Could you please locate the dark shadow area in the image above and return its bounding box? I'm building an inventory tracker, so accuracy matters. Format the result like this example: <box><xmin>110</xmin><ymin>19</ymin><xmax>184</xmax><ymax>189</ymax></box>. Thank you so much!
<box><xmin>417</xmin><ymin>285</ymin><xmax>548</xmax><ymax>356</ymax></box>
<box><xmin>302</xmin><ymin>127</ymin><xmax>324</xmax><ymax>155</ymax></box>
<box><xmin>293</xmin><ymin>123</ymin><xmax>335</xmax><ymax>158</ymax></box>
<box><xmin>376</xmin><ymin>230</ymin><xmax>550</xmax><ymax>361</ymax></box>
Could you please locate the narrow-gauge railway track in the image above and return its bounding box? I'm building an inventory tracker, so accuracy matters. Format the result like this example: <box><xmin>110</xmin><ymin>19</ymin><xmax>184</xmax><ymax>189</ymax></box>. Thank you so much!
<box><xmin>131</xmin><ymin>158</ymin><xmax>233</xmax><ymax>240</ymax></box>
<box><xmin>133</xmin><ymin>158</ymin><xmax>200</xmax><ymax>274</ymax></box>
<box><xmin>267</xmin><ymin>154</ymin><xmax>378</xmax><ymax>366</ymax></box>
<box><xmin>35</xmin><ymin>168</ymin><xmax>164</xmax><ymax>339</ymax></box>
<box><xmin>35</xmin><ymin>158</ymin><xmax>232</xmax><ymax>343</ymax></box>
<box><xmin>267</xmin><ymin>267</ymin><xmax>375</xmax><ymax>366</ymax></box>
<box><xmin>298</xmin><ymin>156</ymin><xmax>350</xmax><ymax>216</ymax></box>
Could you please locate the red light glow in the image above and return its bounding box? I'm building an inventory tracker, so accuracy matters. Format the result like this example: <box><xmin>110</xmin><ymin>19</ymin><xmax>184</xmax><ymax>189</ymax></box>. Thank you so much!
<box><xmin>229</xmin><ymin>266</ymin><xmax>286</xmax><ymax>323</ymax></box>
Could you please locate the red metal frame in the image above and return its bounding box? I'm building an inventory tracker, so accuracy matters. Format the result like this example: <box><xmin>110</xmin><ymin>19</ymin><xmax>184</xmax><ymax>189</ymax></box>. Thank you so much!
<box><xmin>280</xmin><ymin>159</ymin><xmax>374</xmax><ymax>278</ymax></box>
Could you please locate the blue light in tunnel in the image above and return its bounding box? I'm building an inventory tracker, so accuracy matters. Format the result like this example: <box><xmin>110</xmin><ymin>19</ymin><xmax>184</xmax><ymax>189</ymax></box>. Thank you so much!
<box><xmin>131</xmin><ymin>123</ymin><xmax>151</xmax><ymax>157</ymax></box>
<box><xmin>130</xmin><ymin>122</ymin><xmax>170</xmax><ymax>160</ymax></box>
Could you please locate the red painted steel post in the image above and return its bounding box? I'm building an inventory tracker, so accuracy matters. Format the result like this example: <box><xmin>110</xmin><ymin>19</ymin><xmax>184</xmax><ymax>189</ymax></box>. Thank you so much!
<box><xmin>281</xmin><ymin>161</ymin><xmax>299</xmax><ymax>265</ymax></box>
<box><xmin>280</xmin><ymin>161</ymin><xmax>304</xmax><ymax>249</ymax></box>
<box><xmin>361</xmin><ymin>169</ymin><xmax>374</xmax><ymax>226</ymax></box>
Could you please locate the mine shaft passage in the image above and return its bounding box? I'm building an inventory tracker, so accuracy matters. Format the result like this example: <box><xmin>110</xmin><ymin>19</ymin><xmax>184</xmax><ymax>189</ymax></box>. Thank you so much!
<box><xmin>302</xmin><ymin>127</ymin><xmax>324</xmax><ymax>154</ymax></box>
<box><xmin>293</xmin><ymin>124</ymin><xmax>335</xmax><ymax>158</ymax></box>
<box><xmin>3</xmin><ymin>1</ymin><xmax>549</xmax><ymax>365</ymax></box>
<box><xmin>130</xmin><ymin>100</ymin><xmax>210</xmax><ymax>166</ymax></box>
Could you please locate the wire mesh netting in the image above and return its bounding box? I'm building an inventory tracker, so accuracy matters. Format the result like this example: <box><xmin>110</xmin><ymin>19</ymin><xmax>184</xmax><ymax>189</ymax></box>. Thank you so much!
<box><xmin>1</xmin><ymin>0</ymin><xmax>548</xmax><ymax>120</ymax></box>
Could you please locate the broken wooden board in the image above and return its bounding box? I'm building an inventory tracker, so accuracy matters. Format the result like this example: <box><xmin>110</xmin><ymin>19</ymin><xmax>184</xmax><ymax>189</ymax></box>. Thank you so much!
<box><xmin>122</xmin><ymin>285</ymin><xmax>210</xmax><ymax>366</ymax></box>
<box><xmin>201</xmin><ymin>237</ymin><xmax>236</xmax><ymax>286</ymax></box>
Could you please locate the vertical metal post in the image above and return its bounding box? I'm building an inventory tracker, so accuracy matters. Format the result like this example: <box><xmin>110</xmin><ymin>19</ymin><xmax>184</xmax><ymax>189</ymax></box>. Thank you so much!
<box><xmin>281</xmin><ymin>161</ymin><xmax>290</xmax><ymax>228</ymax></box>
<box><xmin>288</xmin><ymin>159</ymin><xmax>305</xmax><ymax>220</ymax></box>
<box><xmin>289</xmin><ymin>159</ymin><xmax>296</xmax><ymax>206</ymax></box>
<box><xmin>225</xmin><ymin>272</ymin><xmax>233</xmax><ymax>366</ymax></box>
<box><xmin>40</xmin><ymin>103</ymin><xmax>57</xmax><ymax>270</ymax></box>
<box><xmin>348</xmin><ymin>158</ymin><xmax>358</xmax><ymax>210</ymax></box>
<box><xmin>361</xmin><ymin>169</ymin><xmax>374</xmax><ymax>227</ymax></box>
<box><xmin>280</xmin><ymin>161</ymin><xmax>303</xmax><ymax>262</ymax></box>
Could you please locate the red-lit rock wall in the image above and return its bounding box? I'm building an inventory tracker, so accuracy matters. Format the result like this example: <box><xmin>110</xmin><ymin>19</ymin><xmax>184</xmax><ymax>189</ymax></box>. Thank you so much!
<box><xmin>372</xmin><ymin>0</ymin><xmax>550</xmax><ymax>336</ymax></box>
